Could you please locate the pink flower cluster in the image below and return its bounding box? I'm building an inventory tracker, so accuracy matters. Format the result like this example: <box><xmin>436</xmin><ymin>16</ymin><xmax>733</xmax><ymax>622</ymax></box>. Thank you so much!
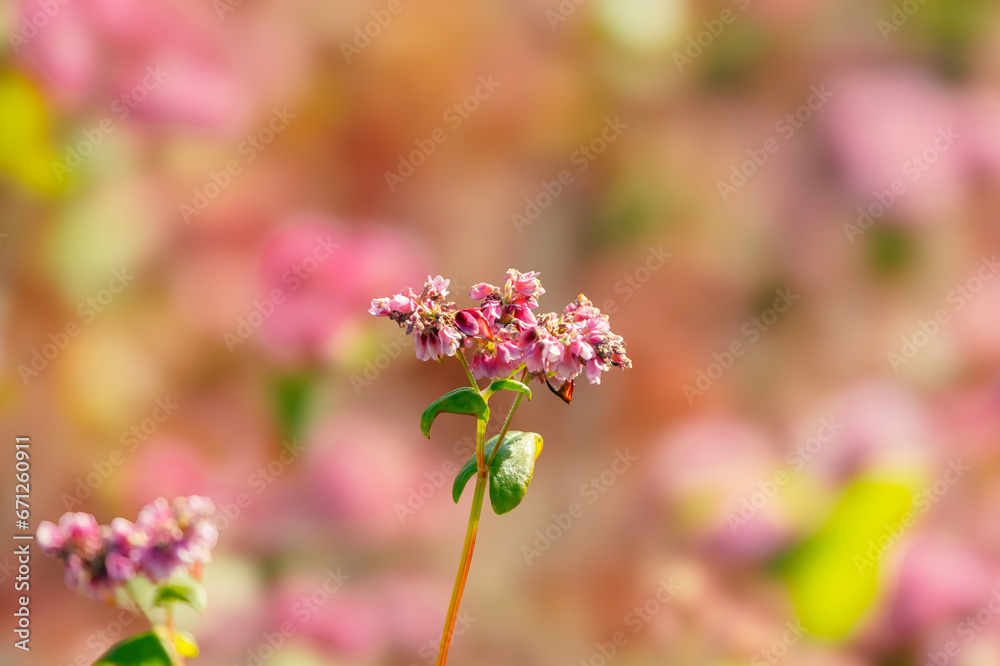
<box><xmin>369</xmin><ymin>270</ymin><xmax>631</xmax><ymax>393</ymax></box>
<box><xmin>37</xmin><ymin>496</ymin><xmax>217</xmax><ymax>603</ymax></box>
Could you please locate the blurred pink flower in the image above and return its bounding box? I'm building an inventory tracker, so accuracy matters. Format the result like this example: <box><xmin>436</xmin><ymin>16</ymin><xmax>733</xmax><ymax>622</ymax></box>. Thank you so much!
<box><xmin>17</xmin><ymin>0</ymin><xmax>238</xmax><ymax>126</ymax></box>
<box><xmin>260</xmin><ymin>219</ymin><xmax>425</xmax><ymax>348</ymax></box>
<box><xmin>954</xmin><ymin>276</ymin><xmax>1000</xmax><ymax>361</ymax></box>
<box><xmin>962</xmin><ymin>88</ymin><xmax>1000</xmax><ymax>176</ymax></box>
<box><xmin>797</xmin><ymin>383</ymin><xmax>934</xmax><ymax>482</ymax></box>
<box><xmin>891</xmin><ymin>538</ymin><xmax>995</xmax><ymax>632</ymax></box>
<box><xmin>125</xmin><ymin>437</ymin><xmax>222</xmax><ymax>506</ymax></box>
<box><xmin>651</xmin><ymin>416</ymin><xmax>791</xmax><ymax>558</ymax></box>
<box><xmin>375</xmin><ymin>574</ymin><xmax>449</xmax><ymax>653</ymax></box>
<box><xmin>306</xmin><ymin>415</ymin><xmax>420</xmax><ymax>528</ymax></box>
<box><xmin>37</xmin><ymin>497</ymin><xmax>216</xmax><ymax>601</ymax></box>
<box><xmin>824</xmin><ymin>71</ymin><xmax>969</xmax><ymax>222</ymax></box>
<box><xmin>274</xmin><ymin>578</ymin><xmax>384</xmax><ymax>658</ymax></box>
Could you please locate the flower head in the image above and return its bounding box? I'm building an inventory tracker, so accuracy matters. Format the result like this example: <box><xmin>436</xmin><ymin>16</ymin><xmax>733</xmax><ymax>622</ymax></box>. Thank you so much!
<box><xmin>371</xmin><ymin>271</ymin><xmax>631</xmax><ymax>398</ymax></box>
<box><xmin>37</xmin><ymin>496</ymin><xmax>217</xmax><ymax>603</ymax></box>
<box><xmin>38</xmin><ymin>514</ymin><xmax>143</xmax><ymax>602</ymax></box>
<box><xmin>470</xmin><ymin>269</ymin><xmax>545</xmax><ymax>327</ymax></box>
<box><xmin>370</xmin><ymin>275</ymin><xmax>465</xmax><ymax>362</ymax></box>
<box><xmin>135</xmin><ymin>496</ymin><xmax>217</xmax><ymax>581</ymax></box>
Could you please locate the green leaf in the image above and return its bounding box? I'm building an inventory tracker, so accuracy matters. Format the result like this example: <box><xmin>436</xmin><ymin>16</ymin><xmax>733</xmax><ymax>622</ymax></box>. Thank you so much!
<box><xmin>93</xmin><ymin>632</ymin><xmax>175</xmax><ymax>666</ymax></box>
<box><xmin>173</xmin><ymin>630</ymin><xmax>199</xmax><ymax>658</ymax></box>
<box><xmin>154</xmin><ymin>577</ymin><xmax>207</xmax><ymax>614</ymax></box>
<box><xmin>420</xmin><ymin>387</ymin><xmax>490</xmax><ymax>439</ymax></box>
<box><xmin>487</xmin><ymin>378</ymin><xmax>532</xmax><ymax>400</ymax></box>
<box><xmin>452</xmin><ymin>431</ymin><xmax>543</xmax><ymax>515</ymax></box>
<box><xmin>452</xmin><ymin>455</ymin><xmax>479</xmax><ymax>504</ymax></box>
<box><xmin>488</xmin><ymin>431</ymin><xmax>543</xmax><ymax>514</ymax></box>
<box><xmin>121</xmin><ymin>576</ymin><xmax>157</xmax><ymax>618</ymax></box>
<box><xmin>273</xmin><ymin>372</ymin><xmax>313</xmax><ymax>443</ymax></box>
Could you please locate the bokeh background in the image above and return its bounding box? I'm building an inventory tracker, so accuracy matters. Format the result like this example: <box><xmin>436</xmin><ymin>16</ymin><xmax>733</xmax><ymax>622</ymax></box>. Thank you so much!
<box><xmin>4</xmin><ymin>0</ymin><xmax>1000</xmax><ymax>664</ymax></box>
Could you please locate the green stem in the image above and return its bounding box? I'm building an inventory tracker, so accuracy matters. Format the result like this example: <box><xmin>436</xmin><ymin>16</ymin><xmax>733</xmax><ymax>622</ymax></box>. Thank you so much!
<box><xmin>435</xmin><ymin>364</ymin><xmax>531</xmax><ymax>664</ymax></box>
<box><xmin>163</xmin><ymin>606</ymin><xmax>187</xmax><ymax>666</ymax></box>
<box><xmin>436</xmin><ymin>418</ymin><xmax>487</xmax><ymax>666</ymax></box>
<box><xmin>456</xmin><ymin>351</ymin><xmax>478</xmax><ymax>390</ymax></box>
<box><xmin>487</xmin><ymin>367</ymin><xmax>530</xmax><ymax>468</ymax></box>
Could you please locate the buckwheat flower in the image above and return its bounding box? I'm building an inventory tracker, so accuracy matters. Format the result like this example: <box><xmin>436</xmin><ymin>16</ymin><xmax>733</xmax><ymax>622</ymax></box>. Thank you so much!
<box><xmin>470</xmin><ymin>269</ymin><xmax>545</xmax><ymax>327</ymax></box>
<box><xmin>507</xmin><ymin>270</ymin><xmax>545</xmax><ymax>303</ymax></box>
<box><xmin>63</xmin><ymin>554</ymin><xmax>90</xmax><ymax>595</ymax></box>
<box><xmin>470</xmin><ymin>338</ymin><xmax>523</xmax><ymax>380</ymax></box>
<box><xmin>369</xmin><ymin>292</ymin><xmax>416</xmax><ymax>317</ymax></box>
<box><xmin>416</xmin><ymin>326</ymin><xmax>463</xmax><ymax>361</ymax></box>
<box><xmin>52</xmin><ymin>518</ymin><xmax>143</xmax><ymax>602</ymax></box>
<box><xmin>563</xmin><ymin>295</ymin><xmax>632</xmax><ymax>383</ymax></box>
<box><xmin>37</xmin><ymin>521</ymin><xmax>67</xmax><ymax>557</ymax></box>
<box><xmin>38</xmin><ymin>512</ymin><xmax>103</xmax><ymax>559</ymax></box>
<box><xmin>518</xmin><ymin>295</ymin><xmax>631</xmax><ymax>391</ymax></box>
<box><xmin>520</xmin><ymin>326</ymin><xmax>565</xmax><ymax>377</ymax></box>
<box><xmin>136</xmin><ymin>498</ymin><xmax>186</xmax><ymax>581</ymax></box>
<box><xmin>172</xmin><ymin>495</ymin><xmax>218</xmax><ymax>567</ymax></box>
<box><xmin>102</xmin><ymin>519</ymin><xmax>144</xmax><ymax>584</ymax></box>
<box><xmin>371</xmin><ymin>276</ymin><xmax>466</xmax><ymax>362</ymax></box>
<box><xmin>454</xmin><ymin>309</ymin><xmax>493</xmax><ymax>340</ymax></box>
<box><xmin>425</xmin><ymin>275</ymin><xmax>451</xmax><ymax>299</ymax></box>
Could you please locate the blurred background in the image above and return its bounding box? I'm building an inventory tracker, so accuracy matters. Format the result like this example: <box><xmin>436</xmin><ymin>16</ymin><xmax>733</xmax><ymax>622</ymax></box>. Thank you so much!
<box><xmin>3</xmin><ymin>0</ymin><xmax>1000</xmax><ymax>664</ymax></box>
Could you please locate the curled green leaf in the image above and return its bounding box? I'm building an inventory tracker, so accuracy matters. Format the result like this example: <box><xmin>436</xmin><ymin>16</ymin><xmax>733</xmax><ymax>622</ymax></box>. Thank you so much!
<box><xmin>452</xmin><ymin>431</ymin><xmax>543</xmax><ymax>515</ymax></box>
<box><xmin>487</xmin><ymin>378</ymin><xmax>532</xmax><ymax>400</ymax></box>
<box><xmin>154</xmin><ymin>577</ymin><xmax>207</xmax><ymax>614</ymax></box>
<box><xmin>420</xmin><ymin>387</ymin><xmax>490</xmax><ymax>439</ymax></box>
<box><xmin>452</xmin><ymin>456</ymin><xmax>479</xmax><ymax>504</ymax></box>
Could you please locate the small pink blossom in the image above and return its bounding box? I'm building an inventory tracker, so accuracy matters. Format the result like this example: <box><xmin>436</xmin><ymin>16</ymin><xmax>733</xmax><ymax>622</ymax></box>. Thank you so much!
<box><xmin>371</xmin><ymin>271</ymin><xmax>631</xmax><ymax>395</ymax></box>
<box><xmin>37</xmin><ymin>496</ymin><xmax>217</xmax><ymax>603</ymax></box>
<box><xmin>370</xmin><ymin>276</ymin><xmax>464</xmax><ymax>362</ymax></box>
<box><xmin>37</xmin><ymin>521</ymin><xmax>67</xmax><ymax>556</ymax></box>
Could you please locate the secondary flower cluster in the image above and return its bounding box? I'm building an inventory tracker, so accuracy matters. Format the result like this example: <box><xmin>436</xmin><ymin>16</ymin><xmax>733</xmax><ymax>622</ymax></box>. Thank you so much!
<box><xmin>37</xmin><ymin>496</ymin><xmax>218</xmax><ymax>603</ymax></box>
<box><xmin>369</xmin><ymin>270</ymin><xmax>632</xmax><ymax>391</ymax></box>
